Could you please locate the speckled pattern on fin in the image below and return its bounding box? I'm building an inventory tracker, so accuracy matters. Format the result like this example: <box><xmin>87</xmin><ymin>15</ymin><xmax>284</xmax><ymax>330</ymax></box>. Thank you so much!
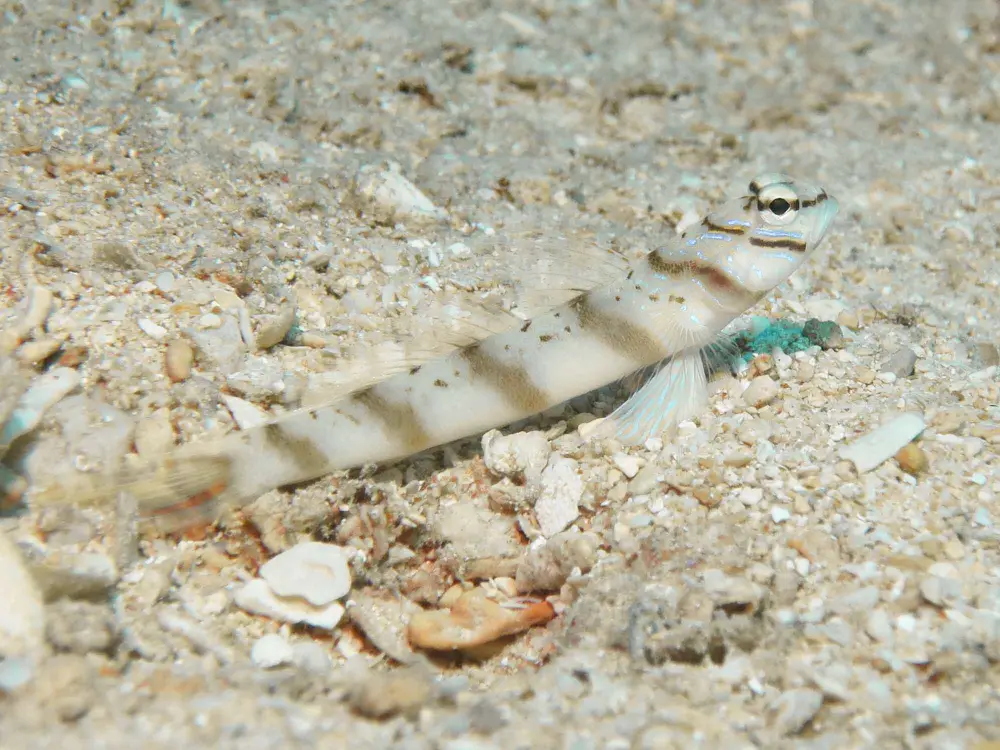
<box><xmin>595</xmin><ymin>346</ymin><xmax>708</xmax><ymax>445</ymax></box>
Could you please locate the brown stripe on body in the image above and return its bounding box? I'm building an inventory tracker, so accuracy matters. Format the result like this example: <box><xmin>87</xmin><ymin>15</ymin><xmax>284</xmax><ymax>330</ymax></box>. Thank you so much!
<box><xmin>702</xmin><ymin>216</ymin><xmax>747</xmax><ymax>235</ymax></box>
<box><xmin>569</xmin><ymin>291</ymin><xmax>666</xmax><ymax>365</ymax></box>
<box><xmin>748</xmin><ymin>236</ymin><xmax>808</xmax><ymax>252</ymax></box>
<box><xmin>262</xmin><ymin>422</ymin><xmax>332</xmax><ymax>478</ymax></box>
<box><xmin>646</xmin><ymin>251</ymin><xmax>690</xmax><ymax>280</ymax></box>
<box><xmin>458</xmin><ymin>343</ymin><xmax>551</xmax><ymax>414</ymax></box>
<box><xmin>646</xmin><ymin>251</ymin><xmax>760</xmax><ymax>308</ymax></box>
<box><xmin>350</xmin><ymin>387</ymin><xmax>431</xmax><ymax>452</ymax></box>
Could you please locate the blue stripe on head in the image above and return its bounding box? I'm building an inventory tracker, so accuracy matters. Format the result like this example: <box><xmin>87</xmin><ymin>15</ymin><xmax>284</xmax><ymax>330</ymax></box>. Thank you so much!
<box><xmin>753</xmin><ymin>228</ymin><xmax>805</xmax><ymax>239</ymax></box>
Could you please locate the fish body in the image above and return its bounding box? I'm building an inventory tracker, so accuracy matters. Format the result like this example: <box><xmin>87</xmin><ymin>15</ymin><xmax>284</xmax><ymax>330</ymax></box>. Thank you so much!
<box><xmin>31</xmin><ymin>173</ymin><xmax>838</xmax><ymax>528</ymax></box>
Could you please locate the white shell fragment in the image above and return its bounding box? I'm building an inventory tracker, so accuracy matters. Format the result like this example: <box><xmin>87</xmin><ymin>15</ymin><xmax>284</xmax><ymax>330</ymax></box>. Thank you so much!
<box><xmin>838</xmin><ymin>412</ymin><xmax>926</xmax><ymax>473</ymax></box>
<box><xmin>234</xmin><ymin>578</ymin><xmax>346</xmax><ymax>630</ymax></box>
<box><xmin>258</xmin><ymin>542</ymin><xmax>353</xmax><ymax>607</ymax></box>
<box><xmin>235</xmin><ymin>543</ymin><xmax>354</xmax><ymax>629</ymax></box>
<box><xmin>352</xmin><ymin>162</ymin><xmax>448</xmax><ymax>227</ymax></box>
<box><xmin>0</xmin><ymin>367</ymin><xmax>80</xmax><ymax>449</ymax></box>
<box><xmin>482</xmin><ymin>428</ymin><xmax>552</xmax><ymax>485</ymax></box>
<box><xmin>137</xmin><ymin>318</ymin><xmax>168</xmax><ymax>341</ymax></box>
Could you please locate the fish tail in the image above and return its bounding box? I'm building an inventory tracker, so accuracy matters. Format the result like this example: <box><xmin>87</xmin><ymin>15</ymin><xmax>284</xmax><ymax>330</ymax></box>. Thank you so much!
<box><xmin>29</xmin><ymin>453</ymin><xmax>235</xmax><ymax>532</ymax></box>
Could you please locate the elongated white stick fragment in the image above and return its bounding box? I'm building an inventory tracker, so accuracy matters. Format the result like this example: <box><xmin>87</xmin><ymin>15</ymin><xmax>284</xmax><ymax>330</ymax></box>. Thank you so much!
<box><xmin>838</xmin><ymin>412</ymin><xmax>926</xmax><ymax>473</ymax></box>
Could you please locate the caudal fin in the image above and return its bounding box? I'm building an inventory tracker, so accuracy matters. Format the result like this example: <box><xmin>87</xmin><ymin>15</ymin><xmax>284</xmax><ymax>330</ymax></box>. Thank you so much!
<box><xmin>30</xmin><ymin>453</ymin><xmax>235</xmax><ymax>533</ymax></box>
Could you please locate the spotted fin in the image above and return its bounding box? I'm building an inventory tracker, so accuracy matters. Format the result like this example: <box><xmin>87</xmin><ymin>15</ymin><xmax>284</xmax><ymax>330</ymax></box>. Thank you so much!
<box><xmin>596</xmin><ymin>346</ymin><xmax>708</xmax><ymax>445</ymax></box>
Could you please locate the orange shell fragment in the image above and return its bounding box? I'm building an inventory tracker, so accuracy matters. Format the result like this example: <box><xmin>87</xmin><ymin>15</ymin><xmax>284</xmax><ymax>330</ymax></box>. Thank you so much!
<box><xmin>407</xmin><ymin>587</ymin><xmax>556</xmax><ymax>651</ymax></box>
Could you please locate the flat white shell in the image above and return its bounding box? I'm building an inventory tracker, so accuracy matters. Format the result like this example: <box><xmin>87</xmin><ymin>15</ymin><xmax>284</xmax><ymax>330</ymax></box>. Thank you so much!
<box><xmin>258</xmin><ymin>542</ymin><xmax>352</xmax><ymax>607</ymax></box>
<box><xmin>235</xmin><ymin>578</ymin><xmax>346</xmax><ymax>631</ymax></box>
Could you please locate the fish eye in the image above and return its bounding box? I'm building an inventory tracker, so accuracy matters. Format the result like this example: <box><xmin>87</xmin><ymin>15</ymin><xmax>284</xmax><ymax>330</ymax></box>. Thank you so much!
<box><xmin>757</xmin><ymin>185</ymin><xmax>800</xmax><ymax>226</ymax></box>
<box><xmin>768</xmin><ymin>197</ymin><xmax>791</xmax><ymax>215</ymax></box>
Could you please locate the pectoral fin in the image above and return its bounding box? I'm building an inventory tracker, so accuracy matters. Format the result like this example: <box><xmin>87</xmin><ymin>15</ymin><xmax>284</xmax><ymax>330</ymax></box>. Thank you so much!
<box><xmin>595</xmin><ymin>346</ymin><xmax>709</xmax><ymax>445</ymax></box>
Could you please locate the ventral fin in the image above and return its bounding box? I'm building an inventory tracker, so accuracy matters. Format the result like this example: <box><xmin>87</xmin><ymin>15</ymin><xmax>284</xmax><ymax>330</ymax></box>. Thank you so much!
<box><xmin>595</xmin><ymin>346</ymin><xmax>709</xmax><ymax>445</ymax></box>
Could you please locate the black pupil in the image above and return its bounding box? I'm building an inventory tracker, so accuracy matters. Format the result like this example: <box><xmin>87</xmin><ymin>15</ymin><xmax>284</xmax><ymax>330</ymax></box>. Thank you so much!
<box><xmin>769</xmin><ymin>198</ymin><xmax>791</xmax><ymax>215</ymax></box>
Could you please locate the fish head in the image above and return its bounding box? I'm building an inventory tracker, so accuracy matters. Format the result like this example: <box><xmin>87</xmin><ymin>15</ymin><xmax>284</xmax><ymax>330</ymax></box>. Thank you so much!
<box><xmin>700</xmin><ymin>173</ymin><xmax>839</xmax><ymax>296</ymax></box>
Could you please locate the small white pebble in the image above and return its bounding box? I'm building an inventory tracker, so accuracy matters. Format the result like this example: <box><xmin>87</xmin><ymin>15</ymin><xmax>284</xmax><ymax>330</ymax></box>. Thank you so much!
<box><xmin>773</xmin><ymin>609</ymin><xmax>798</xmax><ymax>627</ymax></box>
<box><xmin>677</xmin><ymin>420</ymin><xmax>699</xmax><ymax>437</ymax></box>
<box><xmin>970</xmin><ymin>473</ymin><xmax>987</xmax><ymax>486</ymax></box>
<box><xmin>770</xmin><ymin>507</ymin><xmax>791</xmax><ymax>524</ymax></box>
<box><xmin>876</xmin><ymin>372</ymin><xmax>897</xmax><ymax>383</ymax></box>
<box><xmin>794</xmin><ymin>557</ymin><xmax>811</xmax><ymax>577</ymax></box>
<box><xmin>896</xmin><ymin>613</ymin><xmax>916</xmax><ymax>632</ymax></box>
<box><xmin>137</xmin><ymin>318</ymin><xmax>168</xmax><ymax>340</ymax></box>
<box><xmin>738</xmin><ymin>487</ymin><xmax>763</xmax><ymax>506</ymax></box>
<box><xmin>612</xmin><ymin>452</ymin><xmax>640</xmax><ymax>479</ymax></box>
<box><xmin>155</xmin><ymin>272</ymin><xmax>176</xmax><ymax>292</ymax></box>
<box><xmin>199</xmin><ymin>313</ymin><xmax>223</xmax><ymax>329</ymax></box>
<box><xmin>742</xmin><ymin>376</ymin><xmax>779</xmax><ymax>407</ymax></box>
<box><xmin>251</xmin><ymin>633</ymin><xmax>294</xmax><ymax>669</ymax></box>
<box><xmin>737</xmin><ymin>418</ymin><xmax>773</xmax><ymax>446</ymax></box>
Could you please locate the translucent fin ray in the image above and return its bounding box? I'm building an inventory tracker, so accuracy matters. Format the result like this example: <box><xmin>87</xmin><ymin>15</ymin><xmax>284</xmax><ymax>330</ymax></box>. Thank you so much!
<box><xmin>595</xmin><ymin>346</ymin><xmax>709</xmax><ymax>445</ymax></box>
<box><xmin>30</xmin><ymin>453</ymin><xmax>234</xmax><ymax>533</ymax></box>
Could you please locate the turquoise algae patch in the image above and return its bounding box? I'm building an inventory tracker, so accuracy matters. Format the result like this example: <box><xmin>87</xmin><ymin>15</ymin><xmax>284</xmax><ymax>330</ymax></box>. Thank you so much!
<box><xmin>732</xmin><ymin>317</ymin><xmax>842</xmax><ymax>362</ymax></box>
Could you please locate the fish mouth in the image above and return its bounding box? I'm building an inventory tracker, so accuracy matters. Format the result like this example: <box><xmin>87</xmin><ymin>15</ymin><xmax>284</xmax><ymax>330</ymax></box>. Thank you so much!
<box><xmin>812</xmin><ymin>193</ymin><xmax>840</xmax><ymax>243</ymax></box>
